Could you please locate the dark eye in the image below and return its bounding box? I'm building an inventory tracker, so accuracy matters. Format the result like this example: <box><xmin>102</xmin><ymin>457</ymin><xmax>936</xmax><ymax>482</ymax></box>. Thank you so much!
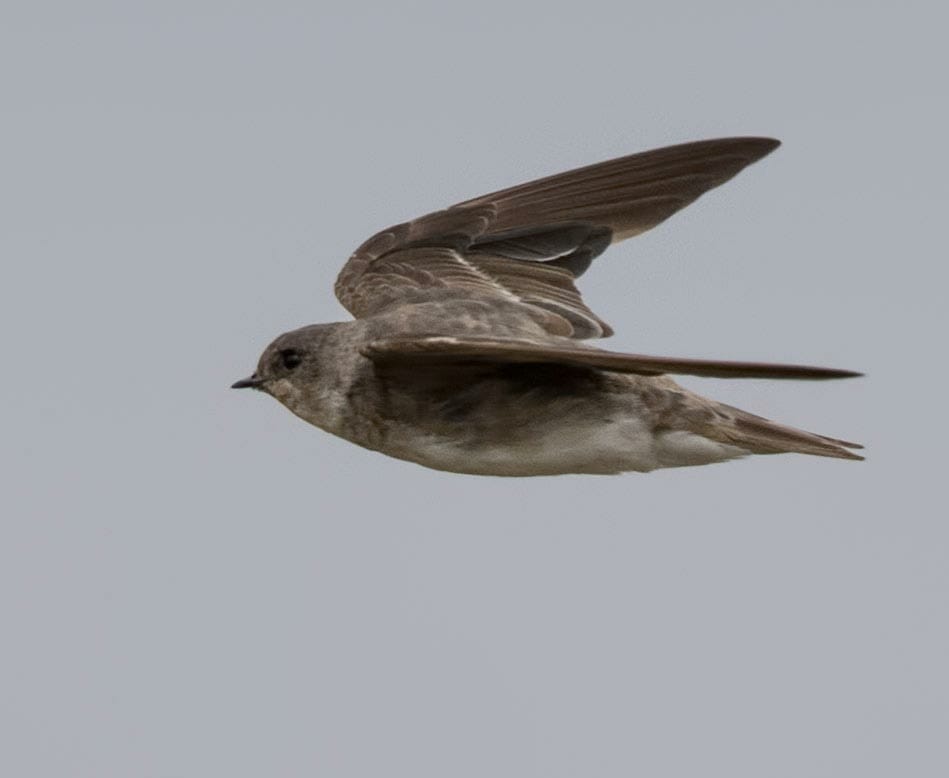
<box><xmin>279</xmin><ymin>349</ymin><xmax>302</xmax><ymax>370</ymax></box>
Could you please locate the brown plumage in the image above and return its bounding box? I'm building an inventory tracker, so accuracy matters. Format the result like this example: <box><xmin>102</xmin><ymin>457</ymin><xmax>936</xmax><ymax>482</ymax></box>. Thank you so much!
<box><xmin>236</xmin><ymin>137</ymin><xmax>863</xmax><ymax>474</ymax></box>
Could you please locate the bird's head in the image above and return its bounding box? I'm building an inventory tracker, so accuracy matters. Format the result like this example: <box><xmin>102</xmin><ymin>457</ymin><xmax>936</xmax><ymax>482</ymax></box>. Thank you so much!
<box><xmin>231</xmin><ymin>324</ymin><xmax>339</xmax><ymax>411</ymax></box>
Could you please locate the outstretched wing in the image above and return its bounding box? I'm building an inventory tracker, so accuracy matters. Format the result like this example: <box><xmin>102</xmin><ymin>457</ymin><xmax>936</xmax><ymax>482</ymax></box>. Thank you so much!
<box><xmin>334</xmin><ymin>137</ymin><xmax>781</xmax><ymax>339</ymax></box>
<box><xmin>361</xmin><ymin>334</ymin><xmax>863</xmax><ymax>381</ymax></box>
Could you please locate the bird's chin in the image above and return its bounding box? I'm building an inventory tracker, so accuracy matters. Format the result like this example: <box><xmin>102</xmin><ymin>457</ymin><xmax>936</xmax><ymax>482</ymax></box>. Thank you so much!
<box><xmin>265</xmin><ymin>377</ymin><xmax>301</xmax><ymax>407</ymax></box>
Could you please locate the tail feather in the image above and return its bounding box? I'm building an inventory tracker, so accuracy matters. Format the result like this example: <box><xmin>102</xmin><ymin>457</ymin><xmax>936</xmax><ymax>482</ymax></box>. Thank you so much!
<box><xmin>708</xmin><ymin>406</ymin><xmax>864</xmax><ymax>461</ymax></box>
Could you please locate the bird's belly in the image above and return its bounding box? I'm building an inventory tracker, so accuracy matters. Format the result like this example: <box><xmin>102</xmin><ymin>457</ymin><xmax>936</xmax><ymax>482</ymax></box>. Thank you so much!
<box><xmin>382</xmin><ymin>416</ymin><xmax>745</xmax><ymax>477</ymax></box>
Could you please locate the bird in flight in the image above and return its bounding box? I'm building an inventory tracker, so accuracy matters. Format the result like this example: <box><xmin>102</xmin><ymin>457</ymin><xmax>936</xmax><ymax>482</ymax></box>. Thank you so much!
<box><xmin>233</xmin><ymin>137</ymin><xmax>862</xmax><ymax>476</ymax></box>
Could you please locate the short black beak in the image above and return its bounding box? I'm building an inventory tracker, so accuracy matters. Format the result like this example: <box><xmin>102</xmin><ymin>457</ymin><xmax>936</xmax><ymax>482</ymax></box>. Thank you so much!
<box><xmin>231</xmin><ymin>374</ymin><xmax>264</xmax><ymax>389</ymax></box>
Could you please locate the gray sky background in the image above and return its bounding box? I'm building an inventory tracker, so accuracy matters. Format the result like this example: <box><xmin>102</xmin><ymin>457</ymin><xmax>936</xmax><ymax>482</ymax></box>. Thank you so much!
<box><xmin>2</xmin><ymin>2</ymin><xmax>947</xmax><ymax>776</ymax></box>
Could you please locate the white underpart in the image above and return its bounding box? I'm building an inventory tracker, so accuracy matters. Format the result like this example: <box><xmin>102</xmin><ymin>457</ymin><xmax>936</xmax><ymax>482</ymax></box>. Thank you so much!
<box><xmin>394</xmin><ymin>416</ymin><xmax>748</xmax><ymax>477</ymax></box>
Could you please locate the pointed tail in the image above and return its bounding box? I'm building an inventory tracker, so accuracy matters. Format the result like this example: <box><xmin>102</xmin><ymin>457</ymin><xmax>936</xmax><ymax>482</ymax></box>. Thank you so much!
<box><xmin>705</xmin><ymin>405</ymin><xmax>864</xmax><ymax>461</ymax></box>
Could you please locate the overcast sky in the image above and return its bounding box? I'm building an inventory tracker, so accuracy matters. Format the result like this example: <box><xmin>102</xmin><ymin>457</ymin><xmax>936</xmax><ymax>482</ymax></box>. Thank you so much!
<box><xmin>2</xmin><ymin>2</ymin><xmax>947</xmax><ymax>776</ymax></box>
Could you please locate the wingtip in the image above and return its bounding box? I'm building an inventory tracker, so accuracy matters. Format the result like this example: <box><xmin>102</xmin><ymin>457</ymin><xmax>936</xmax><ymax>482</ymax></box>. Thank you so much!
<box><xmin>744</xmin><ymin>136</ymin><xmax>782</xmax><ymax>159</ymax></box>
<box><xmin>800</xmin><ymin>366</ymin><xmax>863</xmax><ymax>380</ymax></box>
<box><xmin>682</xmin><ymin>136</ymin><xmax>781</xmax><ymax>165</ymax></box>
<box><xmin>673</xmin><ymin>136</ymin><xmax>781</xmax><ymax>158</ymax></box>
<box><xmin>826</xmin><ymin>368</ymin><xmax>864</xmax><ymax>379</ymax></box>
